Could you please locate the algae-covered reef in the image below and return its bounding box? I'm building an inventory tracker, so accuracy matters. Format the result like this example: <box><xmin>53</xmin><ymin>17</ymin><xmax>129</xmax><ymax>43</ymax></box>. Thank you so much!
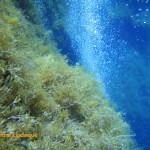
<box><xmin>0</xmin><ymin>0</ymin><xmax>138</xmax><ymax>149</ymax></box>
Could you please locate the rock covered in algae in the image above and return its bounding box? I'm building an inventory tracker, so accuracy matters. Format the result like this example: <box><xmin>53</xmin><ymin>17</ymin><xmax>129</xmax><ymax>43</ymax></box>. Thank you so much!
<box><xmin>0</xmin><ymin>0</ymin><xmax>139</xmax><ymax>149</ymax></box>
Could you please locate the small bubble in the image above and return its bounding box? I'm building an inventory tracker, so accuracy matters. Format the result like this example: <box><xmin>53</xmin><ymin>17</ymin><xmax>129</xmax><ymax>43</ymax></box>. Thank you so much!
<box><xmin>138</xmin><ymin>8</ymin><xmax>142</xmax><ymax>11</ymax></box>
<box><xmin>146</xmin><ymin>9</ymin><xmax>149</xmax><ymax>12</ymax></box>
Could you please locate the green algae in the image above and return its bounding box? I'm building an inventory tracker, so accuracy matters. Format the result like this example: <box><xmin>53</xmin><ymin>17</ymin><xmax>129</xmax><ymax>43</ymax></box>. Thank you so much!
<box><xmin>0</xmin><ymin>0</ymin><xmax>139</xmax><ymax>149</ymax></box>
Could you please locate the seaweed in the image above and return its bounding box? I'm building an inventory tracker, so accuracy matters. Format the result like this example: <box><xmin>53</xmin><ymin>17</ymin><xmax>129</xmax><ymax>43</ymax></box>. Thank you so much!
<box><xmin>0</xmin><ymin>0</ymin><xmax>139</xmax><ymax>149</ymax></box>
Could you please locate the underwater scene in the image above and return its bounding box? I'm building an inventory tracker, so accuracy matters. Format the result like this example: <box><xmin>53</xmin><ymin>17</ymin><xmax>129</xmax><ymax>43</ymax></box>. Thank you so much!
<box><xmin>0</xmin><ymin>0</ymin><xmax>149</xmax><ymax>150</ymax></box>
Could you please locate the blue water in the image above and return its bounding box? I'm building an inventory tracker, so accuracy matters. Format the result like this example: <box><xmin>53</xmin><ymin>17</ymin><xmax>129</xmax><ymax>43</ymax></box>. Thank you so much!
<box><xmin>35</xmin><ymin>0</ymin><xmax>150</xmax><ymax>149</ymax></box>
